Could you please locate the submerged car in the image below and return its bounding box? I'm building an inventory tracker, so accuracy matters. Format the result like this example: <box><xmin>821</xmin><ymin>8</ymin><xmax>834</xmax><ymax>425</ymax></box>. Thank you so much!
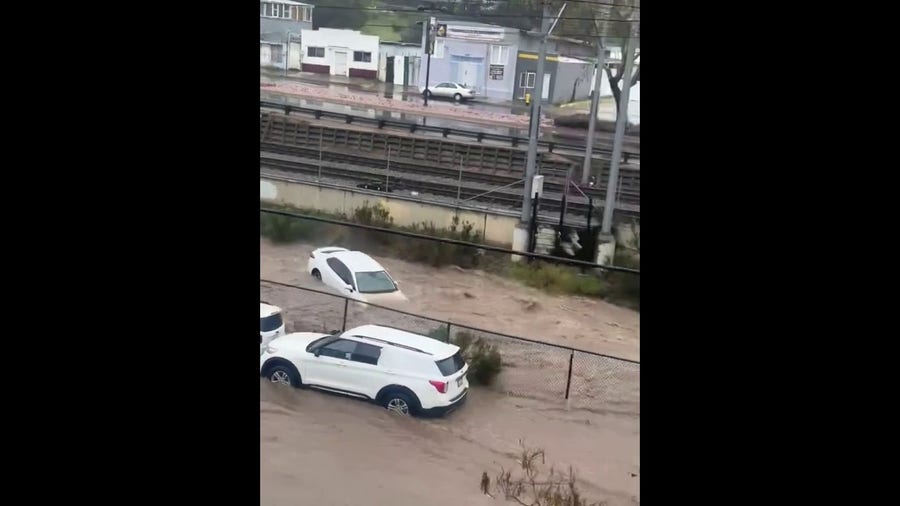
<box><xmin>307</xmin><ymin>247</ymin><xmax>408</xmax><ymax>305</ymax></box>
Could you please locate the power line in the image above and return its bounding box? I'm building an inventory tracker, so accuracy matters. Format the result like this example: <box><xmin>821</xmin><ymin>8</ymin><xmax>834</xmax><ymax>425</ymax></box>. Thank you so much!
<box><xmin>307</xmin><ymin>4</ymin><xmax>640</xmax><ymax>22</ymax></box>
<box><xmin>260</xmin><ymin>207</ymin><xmax>641</xmax><ymax>275</ymax></box>
<box><xmin>348</xmin><ymin>22</ymin><xmax>640</xmax><ymax>39</ymax></box>
<box><xmin>482</xmin><ymin>0</ymin><xmax>640</xmax><ymax>9</ymax></box>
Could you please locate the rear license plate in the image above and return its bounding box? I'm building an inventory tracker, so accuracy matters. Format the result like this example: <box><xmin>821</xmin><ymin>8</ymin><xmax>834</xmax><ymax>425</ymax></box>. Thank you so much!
<box><xmin>457</xmin><ymin>375</ymin><xmax>465</xmax><ymax>387</ymax></box>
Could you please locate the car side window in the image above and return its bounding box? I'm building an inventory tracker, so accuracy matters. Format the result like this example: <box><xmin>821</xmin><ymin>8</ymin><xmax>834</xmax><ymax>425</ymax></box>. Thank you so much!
<box><xmin>326</xmin><ymin>258</ymin><xmax>354</xmax><ymax>287</ymax></box>
<box><xmin>318</xmin><ymin>339</ymin><xmax>357</xmax><ymax>360</ymax></box>
<box><xmin>350</xmin><ymin>342</ymin><xmax>382</xmax><ymax>366</ymax></box>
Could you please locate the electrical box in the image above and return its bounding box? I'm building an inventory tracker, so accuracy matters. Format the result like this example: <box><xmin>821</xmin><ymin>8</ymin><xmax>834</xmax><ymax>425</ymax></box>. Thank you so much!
<box><xmin>532</xmin><ymin>175</ymin><xmax>545</xmax><ymax>198</ymax></box>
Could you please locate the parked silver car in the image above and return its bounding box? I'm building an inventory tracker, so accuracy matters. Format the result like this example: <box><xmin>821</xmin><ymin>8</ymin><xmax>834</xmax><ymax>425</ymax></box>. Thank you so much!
<box><xmin>420</xmin><ymin>82</ymin><xmax>477</xmax><ymax>102</ymax></box>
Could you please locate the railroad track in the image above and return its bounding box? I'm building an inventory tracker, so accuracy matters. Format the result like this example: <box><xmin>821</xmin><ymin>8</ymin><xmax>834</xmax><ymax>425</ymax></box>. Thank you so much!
<box><xmin>260</xmin><ymin>149</ymin><xmax>639</xmax><ymax>219</ymax></box>
<box><xmin>259</xmin><ymin>100</ymin><xmax>640</xmax><ymax>162</ymax></box>
<box><xmin>260</xmin><ymin>142</ymin><xmax>640</xmax><ymax>208</ymax></box>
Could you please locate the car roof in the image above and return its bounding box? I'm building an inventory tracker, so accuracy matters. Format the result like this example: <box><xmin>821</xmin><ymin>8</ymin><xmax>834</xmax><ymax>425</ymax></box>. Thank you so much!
<box><xmin>314</xmin><ymin>246</ymin><xmax>349</xmax><ymax>255</ymax></box>
<box><xmin>260</xmin><ymin>302</ymin><xmax>281</xmax><ymax>318</ymax></box>
<box><xmin>329</xmin><ymin>250</ymin><xmax>386</xmax><ymax>273</ymax></box>
<box><xmin>343</xmin><ymin>325</ymin><xmax>458</xmax><ymax>358</ymax></box>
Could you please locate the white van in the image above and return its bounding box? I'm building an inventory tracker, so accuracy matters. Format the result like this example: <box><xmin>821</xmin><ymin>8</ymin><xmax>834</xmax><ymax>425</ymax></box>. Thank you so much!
<box><xmin>260</xmin><ymin>302</ymin><xmax>285</xmax><ymax>351</ymax></box>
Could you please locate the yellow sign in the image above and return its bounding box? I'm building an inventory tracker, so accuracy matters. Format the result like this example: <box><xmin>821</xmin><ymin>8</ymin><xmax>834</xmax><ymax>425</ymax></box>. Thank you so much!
<box><xmin>517</xmin><ymin>53</ymin><xmax>559</xmax><ymax>62</ymax></box>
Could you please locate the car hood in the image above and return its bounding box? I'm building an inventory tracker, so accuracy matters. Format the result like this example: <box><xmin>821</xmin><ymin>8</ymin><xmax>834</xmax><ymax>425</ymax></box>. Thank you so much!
<box><xmin>360</xmin><ymin>290</ymin><xmax>408</xmax><ymax>305</ymax></box>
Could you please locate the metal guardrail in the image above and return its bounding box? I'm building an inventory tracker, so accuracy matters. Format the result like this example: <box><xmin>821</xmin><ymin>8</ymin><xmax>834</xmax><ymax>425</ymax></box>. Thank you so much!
<box><xmin>259</xmin><ymin>100</ymin><xmax>638</xmax><ymax>163</ymax></box>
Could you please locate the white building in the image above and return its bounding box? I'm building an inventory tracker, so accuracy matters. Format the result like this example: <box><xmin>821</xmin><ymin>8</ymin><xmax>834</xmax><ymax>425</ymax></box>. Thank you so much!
<box><xmin>378</xmin><ymin>42</ymin><xmax>423</xmax><ymax>86</ymax></box>
<box><xmin>300</xmin><ymin>28</ymin><xmax>379</xmax><ymax>79</ymax></box>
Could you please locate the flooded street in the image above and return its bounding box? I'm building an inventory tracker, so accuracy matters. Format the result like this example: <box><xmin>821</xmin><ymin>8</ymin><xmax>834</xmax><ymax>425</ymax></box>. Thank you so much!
<box><xmin>261</xmin><ymin>238</ymin><xmax>639</xmax><ymax>505</ymax></box>
<box><xmin>261</xmin><ymin>239</ymin><xmax>640</xmax><ymax>361</ymax></box>
<box><xmin>261</xmin><ymin>380</ymin><xmax>639</xmax><ymax>506</ymax></box>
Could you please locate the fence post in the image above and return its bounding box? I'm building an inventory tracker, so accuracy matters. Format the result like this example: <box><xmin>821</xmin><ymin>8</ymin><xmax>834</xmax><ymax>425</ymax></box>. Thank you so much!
<box><xmin>564</xmin><ymin>349</ymin><xmax>574</xmax><ymax>411</ymax></box>
<box><xmin>341</xmin><ymin>298</ymin><xmax>349</xmax><ymax>331</ymax></box>
<box><xmin>445</xmin><ymin>322</ymin><xmax>452</xmax><ymax>342</ymax></box>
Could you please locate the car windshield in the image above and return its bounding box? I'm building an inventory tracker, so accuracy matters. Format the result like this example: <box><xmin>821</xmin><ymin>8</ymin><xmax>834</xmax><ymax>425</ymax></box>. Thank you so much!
<box><xmin>355</xmin><ymin>271</ymin><xmax>397</xmax><ymax>294</ymax></box>
<box><xmin>306</xmin><ymin>335</ymin><xmax>339</xmax><ymax>353</ymax></box>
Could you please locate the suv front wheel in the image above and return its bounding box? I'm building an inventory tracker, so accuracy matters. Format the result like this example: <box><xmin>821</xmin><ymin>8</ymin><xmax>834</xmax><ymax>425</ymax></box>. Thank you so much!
<box><xmin>266</xmin><ymin>363</ymin><xmax>301</xmax><ymax>388</ymax></box>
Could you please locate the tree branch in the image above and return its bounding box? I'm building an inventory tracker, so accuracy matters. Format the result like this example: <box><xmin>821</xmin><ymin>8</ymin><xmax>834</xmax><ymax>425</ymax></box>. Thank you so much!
<box><xmin>630</xmin><ymin>66</ymin><xmax>641</xmax><ymax>87</ymax></box>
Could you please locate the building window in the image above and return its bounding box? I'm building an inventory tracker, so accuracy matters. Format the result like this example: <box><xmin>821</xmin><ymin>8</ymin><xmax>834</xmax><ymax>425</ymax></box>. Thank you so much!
<box><xmin>433</xmin><ymin>39</ymin><xmax>445</xmax><ymax>59</ymax></box>
<box><xmin>262</xmin><ymin>2</ymin><xmax>272</xmax><ymax>17</ymax></box>
<box><xmin>490</xmin><ymin>45</ymin><xmax>508</xmax><ymax>65</ymax></box>
<box><xmin>281</xmin><ymin>4</ymin><xmax>291</xmax><ymax>19</ymax></box>
<box><xmin>260</xmin><ymin>3</ymin><xmax>266</xmax><ymax>16</ymax></box>
<box><xmin>289</xmin><ymin>6</ymin><xmax>297</xmax><ymax>20</ymax></box>
<box><xmin>519</xmin><ymin>71</ymin><xmax>536</xmax><ymax>89</ymax></box>
<box><xmin>302</xmin><ymin>6</ymin><xmax>312</xmax><ymax>22</ymax></box>
<box><xmin>353</xmin><ymin>51</ymin><xmax>372</xmax><ymax>63</ymax></box>
<box><xmin>307</xmin><ymin>46</ymin><xmax>325</xmax><ymax>58</ymax></box>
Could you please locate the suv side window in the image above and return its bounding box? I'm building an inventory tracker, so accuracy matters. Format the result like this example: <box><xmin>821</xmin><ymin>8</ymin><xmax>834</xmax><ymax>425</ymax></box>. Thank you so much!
<box><xmin>326</xmin><ymin>258</ymin><xmax>354</xmax><ymax>287</ymax></box>
<box><xmin>350</xmin><ymin>342</ymin><xmax>382</xmax><ymax>366</ymax></box>
<box><xmin>318</xmin><ymin>339</ymin><xmax>357</xmax><ymax>360</ymax></box>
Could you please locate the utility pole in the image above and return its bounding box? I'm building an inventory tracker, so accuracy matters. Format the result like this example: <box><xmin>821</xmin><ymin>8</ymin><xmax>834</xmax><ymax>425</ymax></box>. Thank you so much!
<box><xmin>284</xmin><ymin>31</ymin><xmax>291</xmax><ymax>76</ymax></box>
<box><xmin>423</xmin><ymin>17</ymin><xmax>435</xmax><ymax>107</ymax></box>
<box><xmin>601</xmin><ymin>37</ymin><xmax>637</xmax><ymax>235</ymax></box>
<box><xmin>520</xmin><ymin>1</ymin><xmax>553</xmax><ymax>223</ymax></box>
<box><xmin>581</xmin><ymin>38</ymin><xmax>606</xmax><ymax>185</ymax></box>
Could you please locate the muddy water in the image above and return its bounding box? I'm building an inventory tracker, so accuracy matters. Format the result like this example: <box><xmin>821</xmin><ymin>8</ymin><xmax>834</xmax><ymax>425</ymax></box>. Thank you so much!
<box><xmin>261</xmin><ymin>239</ymin><xmax>640</xmax><ymax>361</ymax></box>
<box><xmin>261</xmin><ymin>238</ymin><xmax>639</xmax><ymax>504</ymax></box>
<box><xmin>261</xmin><ymin>380</ymin><xmax>640</xmax><ymax>506</ymax></box>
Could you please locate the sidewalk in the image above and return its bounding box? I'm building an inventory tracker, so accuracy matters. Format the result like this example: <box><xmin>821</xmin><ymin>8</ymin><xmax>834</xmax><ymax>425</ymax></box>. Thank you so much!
<box><xmin>260</xmin><ymin>69</ymin><xmax>580</xmax><ymax>118</ymax></box>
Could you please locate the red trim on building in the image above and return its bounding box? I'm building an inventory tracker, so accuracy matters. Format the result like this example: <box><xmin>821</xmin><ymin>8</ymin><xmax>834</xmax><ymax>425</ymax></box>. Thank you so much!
<box><xmin>302</xmin><ymin>63</ymin><xmax>330</xmax><ymax>74</ymax></box>
<box><xmin>348</xmin><ymin>68</ymin><xmax>377</xmax><ymax>79</ymax></box>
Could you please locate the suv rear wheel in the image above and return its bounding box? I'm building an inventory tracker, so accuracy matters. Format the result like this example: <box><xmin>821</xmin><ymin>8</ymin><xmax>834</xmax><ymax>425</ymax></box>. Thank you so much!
<box><xmin>383</xmin><ymin>391</ymin><xmax>418</xmax><ymax>416</ymax></box>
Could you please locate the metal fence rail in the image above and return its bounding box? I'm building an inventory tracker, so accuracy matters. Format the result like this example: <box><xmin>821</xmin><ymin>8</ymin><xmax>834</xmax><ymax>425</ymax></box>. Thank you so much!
<box><xmin>261</xmin><ymin>279</ymin><xmax>639</xmax><ymax>414</ymax></box>
<box><xmin>260</xmin><ymin>100</ymin><xmax>639</xmax><ymax>163</ymax></box>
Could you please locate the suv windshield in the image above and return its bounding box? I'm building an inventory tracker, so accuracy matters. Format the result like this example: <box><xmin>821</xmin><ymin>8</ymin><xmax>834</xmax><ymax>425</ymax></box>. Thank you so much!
<box><xmin>355</xmin><ymin>271</ymin><xmax>397</xmax><ymax>294</ymax></box>
<box><xmin>435</xmin><ymin>351</ymin><xmax>466</xmax><ymax>376</ymax></box>
<box><xmin>260</xmin><ymin>313</ymin><xmax>283</xmax><ymax>332</ymax></box>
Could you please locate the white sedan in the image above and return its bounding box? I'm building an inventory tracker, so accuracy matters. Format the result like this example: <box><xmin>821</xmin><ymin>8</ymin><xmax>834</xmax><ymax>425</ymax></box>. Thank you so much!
<box><xmin>307</xmin><ymin>247</ymin><xmax>408</xmax><ymax>305</ymax></box>
<box><xmin>420</xmin><ymin>82</ymin><xmax>476</xmax><ymax>102</ymax></box>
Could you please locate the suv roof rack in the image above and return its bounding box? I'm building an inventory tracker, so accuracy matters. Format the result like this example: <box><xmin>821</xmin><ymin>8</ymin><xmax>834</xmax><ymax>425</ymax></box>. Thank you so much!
<box><xmin>350</xmin><ymin>335</ymin><xmax>433</xmax><ymax>356</ymax></box>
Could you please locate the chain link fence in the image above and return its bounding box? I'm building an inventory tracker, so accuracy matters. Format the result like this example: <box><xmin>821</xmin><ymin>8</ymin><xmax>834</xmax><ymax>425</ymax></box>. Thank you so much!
<box><xmin>261</xmin><ymin>280</ymin><xmax>639</xmax><ymax>414</ymax></box>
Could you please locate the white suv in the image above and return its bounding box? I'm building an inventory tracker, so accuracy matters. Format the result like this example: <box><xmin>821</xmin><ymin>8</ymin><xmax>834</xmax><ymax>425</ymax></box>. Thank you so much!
<box><xmin>260</xmin><ymin>302</ymin><xmax>285</xmax><ymax>350</ymax></box>
<box><xmin>260</xmin><ymin>324</ymin><xmax>469</xmax><ymax>417</ymax></box>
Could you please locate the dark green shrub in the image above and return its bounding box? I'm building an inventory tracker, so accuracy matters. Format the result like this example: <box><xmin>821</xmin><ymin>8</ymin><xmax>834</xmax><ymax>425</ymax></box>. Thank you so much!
<box><xmin>507</xmin><ymin>262</ymin><xmax>604</xmax><ymax>297</ymax></box>
<box><xmin>260</xmin><ymin>213</ymin><xmax>317</xmax><ymax>243</ymax></box>
<box><xmin>427</xmin><ymin>327</ymin><xmax>502</xmax><ymax>386</ymax></box>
